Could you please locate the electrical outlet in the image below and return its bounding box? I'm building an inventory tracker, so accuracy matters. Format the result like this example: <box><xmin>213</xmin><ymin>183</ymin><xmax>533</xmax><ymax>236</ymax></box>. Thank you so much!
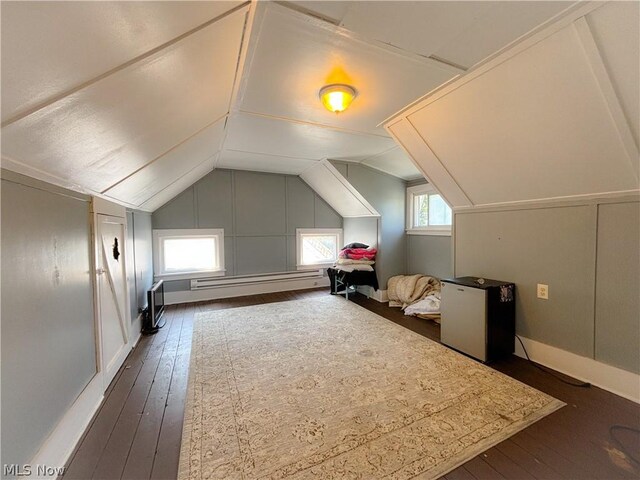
<box><xmin>537</xmin><ymin>283</ymin><xmax>549</xmax><ymax>300</ymax></box>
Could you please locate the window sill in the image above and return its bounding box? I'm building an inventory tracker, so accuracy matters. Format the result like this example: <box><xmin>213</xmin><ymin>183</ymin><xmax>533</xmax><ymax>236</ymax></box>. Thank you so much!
<box><xmin>296</xmin><ymin>264</ymin><xmax>334</xmax><ymax>271</ymax></box>
<box><xmin>406</xmin><ymin>229</ymin><xmax>451</xmax><ymax>237</ymax></box>
<box><xmin>154</xmin><ymin>270</ymin><xmax>226</xmax><ymax>282</ymax></box>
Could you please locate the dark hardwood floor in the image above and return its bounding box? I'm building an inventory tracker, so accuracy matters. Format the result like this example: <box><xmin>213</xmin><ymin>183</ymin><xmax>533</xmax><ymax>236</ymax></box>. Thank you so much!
<box><xmin>63</xmin><ymin>288</ymin><xmax>640</xmax><ymax>480</ymax></box>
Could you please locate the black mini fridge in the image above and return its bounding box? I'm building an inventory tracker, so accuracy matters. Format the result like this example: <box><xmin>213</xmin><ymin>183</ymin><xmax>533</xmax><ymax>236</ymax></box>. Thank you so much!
<box><xmin>440</xmin><ymin>277</ymin><xmax>515</xmax><ymax>362</ymax></box>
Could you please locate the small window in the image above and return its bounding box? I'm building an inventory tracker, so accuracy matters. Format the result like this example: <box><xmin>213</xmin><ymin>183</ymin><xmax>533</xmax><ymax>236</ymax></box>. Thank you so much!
<box><xmin>406</xmin><ymin>184</ymin><xmax>452</xmax><ymax>235</ymax></box>
<box><xmin>153</xmin><ymin>229</ymin><xmax>225</xmax><ymax>280</ymax></box>
<box><xmin>296</xmin><ymin>228</ymin><xmax>343</xmax><ymax>269</ymax></box>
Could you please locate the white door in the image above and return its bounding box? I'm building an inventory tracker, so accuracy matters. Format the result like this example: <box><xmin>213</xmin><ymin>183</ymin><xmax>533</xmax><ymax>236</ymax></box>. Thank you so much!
<box><xmin>96</xmin><ymin>214</ymin><xmax>129</xmax><ymax>388</ymax></box>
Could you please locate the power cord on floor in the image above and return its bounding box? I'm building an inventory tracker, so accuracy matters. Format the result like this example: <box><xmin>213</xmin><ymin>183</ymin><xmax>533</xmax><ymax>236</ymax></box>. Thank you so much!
<box><xmin>515</xmin><ymin>335</ymin><xmax>591</xmax><ymax>388</ymax></box>
<box><xmin>155</xmin><ymin>314</ymin><xmax>167</xmax><ymax>329</ymax></box>
<box><xmin>609</xmin><ymin>425</ymin><xmax>640</xmax><ymax>467</ymax></box>
<box><xmin>141</xmin><ymin>307</ymin><xmax>167</xmax><ymax>335</ymax></box>
<box><xmin>516</xmin><ymin>338</ymin><xmax>638</xmax><ymax>469</ymax></box>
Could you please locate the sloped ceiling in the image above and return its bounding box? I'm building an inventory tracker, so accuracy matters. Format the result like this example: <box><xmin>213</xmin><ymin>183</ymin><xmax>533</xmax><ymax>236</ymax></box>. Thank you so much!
<box><xmin>223</xmin><ymin>1</ymin><xmax>577</xmax><ymax>180</ymax></box>
<box><xmin>1</xmin><ymin>0</ymin><xmax>590</xmax><ymax>211</ymax></box>
<box><xmin>1</xmin><ymin>1</ymin><xmax>248</xmax><ymax>210</ymax></box>
<box><xmin>385</xmin><ymin>1</ymin><xmax>640</xmax><ymax>209</ymax></box>
<box><xmin>292</xmin><ymin>1</ymin><xmax>573</xmax><ymax>69</ymax></box>
<box><xmin>1</xmin><ymin>1</ymin><xmax>244</xmax><ymax>123</ymax></box>
<box><xmin>300</xmin><ymin>160</ymin><xmax>380</xmax><ymax>218</ymax></box>
<box><xmin>220</xmin><ymin>2</ymin><xmax>457</xmax><ymax>178</ymax></box>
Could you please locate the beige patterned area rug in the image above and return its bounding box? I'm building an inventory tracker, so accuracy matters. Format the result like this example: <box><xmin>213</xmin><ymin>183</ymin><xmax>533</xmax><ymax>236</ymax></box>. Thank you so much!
<box><xmin>179</xmin><ymin>295</ymin><xmax>563</xmax><ymax>480</ymax></box>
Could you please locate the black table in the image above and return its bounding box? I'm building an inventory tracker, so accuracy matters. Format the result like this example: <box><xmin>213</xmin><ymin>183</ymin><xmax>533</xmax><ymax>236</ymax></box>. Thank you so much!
<box><xmin>327</xmin><ymin>267</ymin><xmax>379</xmax><ymax>300</ymax></box>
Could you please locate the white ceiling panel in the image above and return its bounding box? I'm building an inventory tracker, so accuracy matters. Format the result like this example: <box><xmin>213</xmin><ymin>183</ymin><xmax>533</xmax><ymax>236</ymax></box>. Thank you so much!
<box><xmin>340</xmin><ymin>1</ymin><xmax>494</xmax><ymax>60</ymax></box>
<box><xmin>433</xmin><ymin>1</ymin><xmax>573</xmax><ymax>69</ymax></box>
<box><xmin>1</xmin><ymin>9</ymin><xmax>246</xmax><ymax>193</ymax></box>
<box><xmin>104</xmin><ymin>119</ymin><xmax>226</xmax><ymax>206</ymax></box>
<box><xmin>300</xmin><ymin>161</ymin><xmax>380</xmax><ymax>217</ymax></box>
<box><xmin>139</xmin><ymin>156</ymin><xmax>217</xmax><ymax>212</ymax></box>
<box><xmin>224</xmin><ymin>113</ymin><xmax>397</xmax><ymax>162</ymax></box>
<box><xmin>338</xmin><ymin>2</ymin><xmax>573</xmax><ymax>69</ymax></box>
<box><xmin>387</xmin><ymin>119</ymin><xmax>472</xmax><ymax>208</ymax></box>
<box><xmin>286</xmin><ymin>1</ymin><xmax>354</xmax><ymax>23</ymax></box>
<box><xmin>238</xmin><ymin>4</ymin><xmax>456</xmax><ymax>136</ymax></box>
<box><xmin>217</xmin><ymin>150</ymin><xmax>317</xmax><ymax>175</ymax></box>
<box><xmin>404</xmin><ymin>24</ymin><xmax>638</xmax><ymax>206</ymax></box>
<box><xmin>360</xmin><ymin>147</ymin><xmax>422</xmax><ymax>180</ymax></box>
<box><xmin>587</xmin><ymin>1</ymin><xmax>640</xmax><ymax>148</ymax></box>
<box><xmin>1</xmin><ymin>1</ymin><xmax>243</xmax><ymax>122</ymax></box>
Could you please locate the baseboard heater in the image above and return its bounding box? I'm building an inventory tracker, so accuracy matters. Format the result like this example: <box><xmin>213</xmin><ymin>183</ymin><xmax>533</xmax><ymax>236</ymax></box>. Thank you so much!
<box><xmin>190</xmin><ymin>269</ymin><xmax>324</xmax><ymax>290</ymax></box>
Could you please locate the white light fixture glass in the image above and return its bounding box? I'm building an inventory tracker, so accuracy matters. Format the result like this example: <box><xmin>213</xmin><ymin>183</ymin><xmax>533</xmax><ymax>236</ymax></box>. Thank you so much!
<box><xmin>319</xmin><ymin>84</ymin><xmax>357</xmax><ymax>113</ymax></box>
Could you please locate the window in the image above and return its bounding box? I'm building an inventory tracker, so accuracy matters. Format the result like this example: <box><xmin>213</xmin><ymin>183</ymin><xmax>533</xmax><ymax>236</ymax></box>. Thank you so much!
<box><xmin>406</xmin><ymin>184</ymin><xmax>452</xmax><ymax>235</ymax></box>
<box><xmin>296</xmin><ymin>228</ymin><xmax>343</xmax><ymax>269</ymax></box>
<box><xmin>153</xmin><ymin>229</ymin><xmax>225</xmax><ymax>279</ymax></box>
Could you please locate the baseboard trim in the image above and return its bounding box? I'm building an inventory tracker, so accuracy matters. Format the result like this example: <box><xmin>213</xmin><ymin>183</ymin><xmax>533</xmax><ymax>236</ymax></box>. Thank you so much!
<box><xmin>129</xmin><ymin>314</ymin><xmax>142</xmax><ymax>346</ymax></box>
<box><xmin>28</xmin><ymin>373</ymin><xmax>104</xmax><ymax>478</ymax></box>
<box><xmin>165</xmin><ymin>276</ymin><xmax>330</xmax><ymax>304</ymax></box>
<box><xmin>515</xmin><ymin>336</ymin><xmax>640</xmax><ymax>404</ymax></box>
<box><xmin>24</xmin><ymin>322</ymin><xmax>142</xmax><ymax>479</ymax></box>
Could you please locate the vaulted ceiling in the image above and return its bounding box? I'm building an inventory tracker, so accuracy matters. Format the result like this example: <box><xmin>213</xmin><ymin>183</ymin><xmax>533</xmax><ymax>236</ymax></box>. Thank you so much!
<box><xmin>2</xmin><ymin>1</ymin><xmax>584</xmax><ymax>211</ymax></box>
<box><xmin>385</xmin><ymin>1</ymin><xmax>639</xmax><ymax>209</ymax></box>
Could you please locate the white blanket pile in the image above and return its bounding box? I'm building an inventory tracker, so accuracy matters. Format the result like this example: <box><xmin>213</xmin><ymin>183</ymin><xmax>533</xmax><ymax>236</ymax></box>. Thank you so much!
<box><xmin>404</xmin><ymin>294</ymin><xmax>441</xmax><ymax>315</ymax></box>
<box><xmin>387</xmin><ymin>274</ymin><xmax>442</xmax><ymax>321</ymax></box>
<box><xmin>333</xmin><ymin>258</ymin><xmax>375</xmax><ymax>272</ymax></box>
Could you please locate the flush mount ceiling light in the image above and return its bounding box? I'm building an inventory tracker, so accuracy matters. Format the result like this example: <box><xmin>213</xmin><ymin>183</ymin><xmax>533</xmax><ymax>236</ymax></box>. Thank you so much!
<box><xmin>319</xmin><ymin>84</ymin><xmax>358</xmax><ymax>113</ymax></box>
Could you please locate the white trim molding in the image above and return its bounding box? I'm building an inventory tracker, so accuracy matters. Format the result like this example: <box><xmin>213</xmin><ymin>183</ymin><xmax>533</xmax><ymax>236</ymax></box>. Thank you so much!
<box><xmin>573</xmin><ymin>17</ymin><xmax>639</xmax><ymax>179</ymax></box>
<box><xmin>296</xmin><ymin>228</ymin><xmax>343</xmax><ymax>270</ymax></box>
<box><xmin>453</xmin><ymin>190</ymin><xmax>640</xmax><ymax>214</ymax></box>
<box><xmin>406</xmin><ymin>183</ymin><xmax>453</xmax><ymax>235</ymax></box>
<box><xmin>300</xmin><ymin>160</ymin><xmax>380</xmax><ymax>218</ymax></box>
<box><xmin>153</xmin><ymin>228</ymin><xmax>225</xmax><ymax>279</ymax></box>
<box><xmin>382</xmin><ymin>1</ymin><xmax>604</xmax><ymax>123</ymax></box>
<box><xmin>406</xmin><ymin>230</ymin><xmax>451</xmax><ymax>237</ymax></box>
<box><xmin>91</xmin><ymin>196</ymin><xmax>126</xmax><ymax>218</ymax></box>
<box><xmin>129</xmin><ymin>313</ymin><xmax>143</xmax><ymax>347</ymax></box>
<box><xmin>515</xmin><ymin>335</ymin><xmax>640</xmax><ymax>404</ymax></box>
<box><xmin>27</xmin><ymin>374</ymin><xmax>104</xmax><ymax>479</ymax></box>
<box><xmin>25</xmin><ymin>318</ymin><xmax>142</xmax><ymax>479</ymax></box>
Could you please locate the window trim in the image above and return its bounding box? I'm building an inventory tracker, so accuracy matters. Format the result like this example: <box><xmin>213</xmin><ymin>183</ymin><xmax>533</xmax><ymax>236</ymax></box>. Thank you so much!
<box><xmin>296</xmin><ymin>228</ymin><xmax>343</xmax><ymax>270</ymax></box>
<box><xmin>406</xmin><ymin>184</ymin><xmax>452</xmax><ymax>236</ymax></box>
<box><xmin>153</xmin><ymin>228</ymin><xmax>225</xmax><ymax>281</ymax></box>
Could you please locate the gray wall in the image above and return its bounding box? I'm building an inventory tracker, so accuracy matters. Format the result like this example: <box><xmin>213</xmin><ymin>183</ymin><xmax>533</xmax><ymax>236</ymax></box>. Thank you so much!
<box><xmin>594</xmin><ymin>202</ymin><xmax>640</xmax><ymax>373</ymax></box>
<box><xmin>1</xmin><ymin>171</ymin><xmax>96</xmax><ymax>468</ymax></box>
<box><xmin>332</xmin><ymin>161</ymin><xmax>407</xmax><ymax>287</ymax></box>
<box><xmin>126</xmin><ymin>210</ymin><xmax>153</xmax><ymax>323</ymax></box>
<box><xmin>405</xmin><ymin>178</ymin><xmax>453</xmax><ymax>279</ymax></box>
<box><xmin>407</xmin><ymin>235</ymin><xmax>453</xmax><ymax>279</ymax></box>
<box><xmin>153</xmin><ymin>169</ymin><xmax>342</xmax><ymax>292</ymax></box>
<box><xmin>344</xmin><ymin>217</ymin><xmax>379</xmax><ymax>250</ymax></box>
<box><xmin>455</xmin><ymin>199</ymin><xmax>639</xmax><ymax>373</ymax></box>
